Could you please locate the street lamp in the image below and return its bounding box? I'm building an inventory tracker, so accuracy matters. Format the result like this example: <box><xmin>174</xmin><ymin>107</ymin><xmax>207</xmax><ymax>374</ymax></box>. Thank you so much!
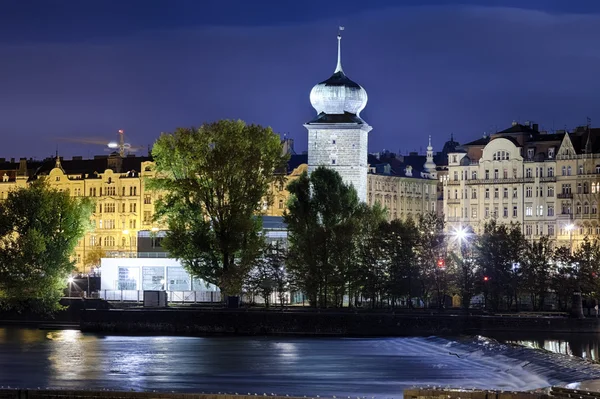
<box><xmin>566</xmin><ymin>223</ymin><xmax>575</xmax><ymax>254</ymax></box>
<box><xmin>68</xmin><ymin>276</ymin><xmax>74</xmax><ymax>297</ymax></box>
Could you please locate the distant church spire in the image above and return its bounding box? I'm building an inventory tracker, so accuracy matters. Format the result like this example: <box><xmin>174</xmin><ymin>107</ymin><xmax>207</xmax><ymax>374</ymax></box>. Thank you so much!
<box><xmin>335</xmin><ymin>26</ymin><xmax>344</xmax><ymax>73</ymax></box>
<box><xmin>55</xmin><ymin>148</ymin><xmax>62</xmax><ymax>169</ymax></box>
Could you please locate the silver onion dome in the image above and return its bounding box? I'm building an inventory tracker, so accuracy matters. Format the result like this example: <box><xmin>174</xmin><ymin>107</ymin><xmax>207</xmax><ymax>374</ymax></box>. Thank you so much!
<box><xmin>309</xmin><ymin>33</ymin><xmax>368</xmax><ymax>116</ymax></box>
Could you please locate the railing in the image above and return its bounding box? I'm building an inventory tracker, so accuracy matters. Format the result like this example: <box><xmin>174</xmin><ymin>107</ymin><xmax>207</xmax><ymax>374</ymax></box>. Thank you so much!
<box><xmin>465</xmin><ymin>177</ymin><xmax>535</xmax><ymax>185</ymax></box>
<box><xmin>540</xmin><ymin>176</ymin><xmax>556</xmax><ymax>182</ymax></box>
<box><xmin>104</xmin><ymin>252</ymin><xmax>169</xmax><ymax>259</ymax></box>
<box><xmin>99</xmin><ymin>290</ymin><xmax>221</xmax><ymax>303</ymax></box>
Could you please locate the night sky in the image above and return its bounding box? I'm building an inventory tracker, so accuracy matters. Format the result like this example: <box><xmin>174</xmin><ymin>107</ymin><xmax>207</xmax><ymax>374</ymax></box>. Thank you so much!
<box><xmin>3</xmin><ymin>0</ymin><xmax>600</xmax><ymax>159</ymax></box>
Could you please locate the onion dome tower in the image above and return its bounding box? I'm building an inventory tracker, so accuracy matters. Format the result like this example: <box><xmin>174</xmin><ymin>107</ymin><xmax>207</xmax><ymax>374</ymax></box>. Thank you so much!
<box><xmin>305</xmin><ymin>28</ymin><xmax>372</xmax><ymax>202</ymax></box>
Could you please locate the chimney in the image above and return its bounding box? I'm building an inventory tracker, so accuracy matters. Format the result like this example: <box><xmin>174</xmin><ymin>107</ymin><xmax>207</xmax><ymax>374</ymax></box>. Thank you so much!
<box><xmin>10</xmin><ymin>158</ymin><xmax>14</xmax><ymax>164</ymax></box>
<box><xmin>17</xmin><ymin>158</ymin><xmax>27</xmax><ymax>177</ymax></box>
<box><xmin>532</xmin><ymin>123</ymin><xmax>539</xmax><ymax>132</ymax></box>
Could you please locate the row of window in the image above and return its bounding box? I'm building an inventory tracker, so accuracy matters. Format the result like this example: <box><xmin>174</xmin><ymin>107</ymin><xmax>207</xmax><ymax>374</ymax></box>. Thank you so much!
<box><xmin>87</xmin><ymin>186</ymin><xmax>140</xmax><ymax>197</ymax></box>
<box><xmin>452</xmin><ymin>165</ymin><xmax>600</xmax><ymax>181</ymax></box>
<box><xmin>458</xmin><ymin>202</ymin><xmax>599</xmax><ymax>219</ymax></box>
<box><xmin>372</xmin><ymin>181</ymin><xmax>431</xmax><ymax>194</ymax></box>
<box><xmin>91</xmin><ymin>219</ymin><xmax>138</xmax><ymax>230</ymax></box>
<box><xmin>97</xmin><ymin>203</ymin><xmax>138</xmax><ymax>213</ymax></box>
<box><xmin>89</xmin><ymin>236</ymin><xmax>138</xmax><ymax>247</ymax></box>
<box><xmin>524</xmin><ymin>225</ymin><xmax>600</xmax><ymax>237</ymax></box>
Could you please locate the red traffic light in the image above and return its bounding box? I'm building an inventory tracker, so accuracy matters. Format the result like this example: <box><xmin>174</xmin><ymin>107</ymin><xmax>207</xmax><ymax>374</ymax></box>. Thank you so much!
<box><xmin>437</xmin><ymin>258</ymin><xmax>445</xmax><ymax>268</ymax></box>
<box><xmin>483</xmin><ymin>276</ymin><xmax>490</xmax><ymax>282</ymax></box>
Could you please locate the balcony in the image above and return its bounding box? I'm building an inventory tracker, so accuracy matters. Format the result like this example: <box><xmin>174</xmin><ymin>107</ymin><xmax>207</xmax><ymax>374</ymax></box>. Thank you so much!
<box><xmin>540</xmin><ymin>176</ymin><xmax>557</xmax><ymax>182</ymax></box>
<box><xmin>557</xmin><ymin>193</ymin><xmax>573</xmax><ymax>199</ymax></box>
<box><xmin>446</xmin><ymin>199</ymin><xmax>461</xmax><ymax>204</ymax></box>
<box><xmin>465</xmin><ymin>177</ymin><xmax>535</xmax><ymax>185</ymax></box>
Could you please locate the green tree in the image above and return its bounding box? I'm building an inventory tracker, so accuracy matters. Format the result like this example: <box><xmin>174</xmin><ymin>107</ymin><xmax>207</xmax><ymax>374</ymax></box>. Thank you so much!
<box><xmin>521</xmin><ymin>236</ymin><xmax>553</xmax><ymax>310</ymax></box>
<box><xmin>415</xmin><ymin>212</ymin><xmax>447</xmax><ymax>309</ymax></box>
<box><xmin>284</xmin><ymin>167</ymin><xmax>362</xmax><ymax>307</ymax></box>
<box><xmin>149</xmin><ymin>120</ymin><xmax>289</xmax><ymax>297</ymax></box>
<box><xmin>0</xmin><ymin>179</ymin><xmax>93</xmax><ymax>313</ymax></box>
<box><xmin>572</xmin><ymin>237</ymin><xmax>600</xmax><ymax>301</ymax></box>
<box><xmin>447</xmin><ymin>228</ymin><xmax>478</xmax><ymax>311</ymax></box>
<box><xmin>550</xmin><ymin>245</ymin><xmax>576</xmax><ymax>311</ymax></box>
<box><xmin>355</xmin><ymin>204</ymin><xmax>387</xmax><ymax>308</ymax></box>
<box><xmin>246</xmin><ymin>242</ymin><xmax>288</xmax><ymax>308</ymax></box>
<box><xmin>380</xmin><ymin>218</ymin><xmax>419</xmax><ymax>308</ymax></box>
<box><xmin>83</xmin><ymin>246</ymin><xmax>106</xmax><ymax>273</ymax></box>
<box><xmin>474</xmin><ymin>220</ymin><xmax>525</xmax><ymax>311</ymax></box>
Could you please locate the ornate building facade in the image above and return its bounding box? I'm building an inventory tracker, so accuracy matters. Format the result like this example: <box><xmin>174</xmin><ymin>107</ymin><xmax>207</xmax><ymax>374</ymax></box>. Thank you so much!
<box><xmin>0</xmin><ymin>153</ymin><xmax>160</xmax><ymax>273</ymax></box>
<box><xmin>444</xmin><ymin>121</ymin><xmax>600</xmax><ymax>249</ymax></box>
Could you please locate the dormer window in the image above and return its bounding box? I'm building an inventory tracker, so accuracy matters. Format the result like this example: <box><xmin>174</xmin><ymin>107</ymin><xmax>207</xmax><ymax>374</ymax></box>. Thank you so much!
<box><xmin>548</xmin><ymin>148</ymin><xmax>555</xmax><ymax>158</ymax></box>
<box><xmin>452</xmin><ymin>155</ymin><xmax>457</xmax><ymax>163</ymax></box>
<box><xmin>527</xmin><ymin>148</ymin><xmax>534</xmax><ymax>159</ymax></box>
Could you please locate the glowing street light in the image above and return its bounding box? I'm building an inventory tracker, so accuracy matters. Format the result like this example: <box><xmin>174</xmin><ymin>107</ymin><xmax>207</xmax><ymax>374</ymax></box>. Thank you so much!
<box><xmin>454</xmin><ymin>227</ymin><xmax>467</xmax><ymax>242</ymax></box>
<box><xmin>566</xmin><ymin>223</ymin><xmax>575</xmax><ymax>254</ymax></box>
<box><xmin>67</xmin><ymin>276</ymin><xmax>74</xmax><ymax>297</ymax></box>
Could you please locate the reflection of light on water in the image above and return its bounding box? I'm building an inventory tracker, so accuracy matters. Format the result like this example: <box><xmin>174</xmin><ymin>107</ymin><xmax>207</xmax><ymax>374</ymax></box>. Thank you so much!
<box><xmin>274</xmin><ymin>342</ymin><xmax>298</xmax><ymax>360</ymax></box>
<box><xmin>48</xmin><ymin>330</ymin><xmax>86</xmax><ymax>381</ymax></box>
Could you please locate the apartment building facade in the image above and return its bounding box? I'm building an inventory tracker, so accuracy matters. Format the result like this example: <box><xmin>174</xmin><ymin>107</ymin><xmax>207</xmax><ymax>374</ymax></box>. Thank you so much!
<box><xmin>444</xmin><ymin>122</ymin><xmax>600</xmax><ymax>249</ymax></box>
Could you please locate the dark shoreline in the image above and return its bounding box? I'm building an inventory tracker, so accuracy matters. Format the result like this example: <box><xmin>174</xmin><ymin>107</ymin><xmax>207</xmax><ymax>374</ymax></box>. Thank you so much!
<box><xmin>78</xmin><ymin>308</ymin><xmax>600</xmax><ymax>337</ymax></box>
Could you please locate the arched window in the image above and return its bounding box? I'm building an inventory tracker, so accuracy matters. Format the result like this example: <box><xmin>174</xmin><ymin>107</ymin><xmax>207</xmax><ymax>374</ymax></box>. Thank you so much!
<box><xmin>104</xmin><ymin>236</ymin><xmax>115</xmax><ymax>247</ymax></box>
<box><xmin>584</xmin><ymin>202</ymin><xmax>590</xmax><ymax>214</ymax></box>
<box><xmin>122</xmin><ymin>237</ymin><xmax>126</xmax><ymax>247</ymax></box>
<box><xmin>562</xmin><ymin>166</ymin><xmax>566</xmax><ymax>176</ymax></box>
<box><xmin>576</xmin><ymin>202</ymin><xmax>582</xmax><ymax>214</ymax></box>
<box><xmin>593</xmin><ymin>202</ymin><xmax>598</xmax><ymax>215</ymax></box>
<box><xmin>568</xmin><ymin>166</ymin><xmax>572</xmax><ymax>176</ymax></box>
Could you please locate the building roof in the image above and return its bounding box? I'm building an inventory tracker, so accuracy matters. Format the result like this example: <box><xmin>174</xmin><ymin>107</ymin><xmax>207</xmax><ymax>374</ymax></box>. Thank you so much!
<box><xmin>497</xmin><ymin>123</ymin><xmax>537</xmax><ymax>134</ymax></box>
<box><xmin>33</xmin><ymin>155</ymin><xmax>152</xmax><ymax>177</ymax></box>
<box><xmin>306</xmin><ymin>112</ymin><xmax>365</xmax><ymax>125</ymax></box>
<box><xmin>462</xmin><ymin>137</ymin><xmax>490</xmax><ymax>147</ymax></box>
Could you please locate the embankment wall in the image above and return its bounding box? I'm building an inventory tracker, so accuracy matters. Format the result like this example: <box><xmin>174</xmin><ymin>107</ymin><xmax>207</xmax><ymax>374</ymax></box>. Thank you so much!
<box><xmin>79</xmin><ymin>309</ymin><xmax>600</xmax><ymax>336</ymax></box>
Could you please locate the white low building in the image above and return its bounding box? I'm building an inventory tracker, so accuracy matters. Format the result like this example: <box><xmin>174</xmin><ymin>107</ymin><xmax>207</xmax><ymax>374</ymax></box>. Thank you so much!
<box><xmin>100</xmin><ymin>257</ymin><xmax>219</xmax><ymax>302</ymax></box>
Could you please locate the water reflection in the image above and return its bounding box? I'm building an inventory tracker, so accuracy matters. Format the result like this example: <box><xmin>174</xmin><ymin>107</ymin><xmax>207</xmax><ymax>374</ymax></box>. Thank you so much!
<box><xmin>487</xmin><ymin>332</ymin><xmax>600</xmax><ymax>360</ymax></box>
<box><xmin>0</xmin><ymin>327</ymin><xmax>599</xmax><ymax>396</ymax></box>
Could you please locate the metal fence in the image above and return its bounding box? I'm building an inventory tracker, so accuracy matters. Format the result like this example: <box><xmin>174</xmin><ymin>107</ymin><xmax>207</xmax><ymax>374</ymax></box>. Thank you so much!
<box><xmin>99</xmin><ymin>290</ymin><xmax>221</xmax><ymax>303</ymax></box>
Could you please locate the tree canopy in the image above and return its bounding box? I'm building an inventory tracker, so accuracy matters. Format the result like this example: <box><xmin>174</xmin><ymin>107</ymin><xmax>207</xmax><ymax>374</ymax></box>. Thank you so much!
<box><xmin>149</xmin><ymin>120</ymin><xmax>289</xmax><ymax>296</ymax></box>
<box><xmin>0</xmin><ymin>179</ymin><xmax>93</xmax><ymax>312</ymax></box>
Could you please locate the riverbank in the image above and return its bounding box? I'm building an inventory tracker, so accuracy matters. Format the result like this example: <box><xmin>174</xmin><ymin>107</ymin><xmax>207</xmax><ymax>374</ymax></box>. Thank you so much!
<box><xmin>79</xmin><ymin>308</ymin><xmax>600</xmax><ymax>336</ymax></box>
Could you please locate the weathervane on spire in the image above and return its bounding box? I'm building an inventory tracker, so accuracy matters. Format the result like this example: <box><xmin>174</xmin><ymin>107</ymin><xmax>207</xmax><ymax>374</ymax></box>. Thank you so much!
<box><xmin>335</xmin><ymin>26</ymin><xmax>345</xmax><ymax>73</ymax></box>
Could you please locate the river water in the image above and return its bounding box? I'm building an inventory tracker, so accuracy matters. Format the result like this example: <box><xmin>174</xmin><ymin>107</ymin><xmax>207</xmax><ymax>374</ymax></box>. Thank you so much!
<box><xmin>2</xmin><ymin>327</ymin><xmax>600</xmax><ymax>397</ymax></box>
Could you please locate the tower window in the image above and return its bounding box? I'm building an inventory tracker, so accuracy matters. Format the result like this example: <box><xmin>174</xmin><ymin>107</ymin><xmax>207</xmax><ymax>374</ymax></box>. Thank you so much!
<box><xmin>332</xmin><ymin>159</ymin><xmax>336</xmax><ymax>165</ymax></box>
<box><xmin>332</xmin><ymin>140</ymin><xmax>336</xmax><ymax>144</ymax></box>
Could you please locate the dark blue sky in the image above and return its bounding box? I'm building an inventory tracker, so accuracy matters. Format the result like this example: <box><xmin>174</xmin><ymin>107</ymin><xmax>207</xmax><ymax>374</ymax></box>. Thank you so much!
<box><xmin>3</xmin><ymin>0</ymin><xmax>600</xmax><ymax>158</ymax></box>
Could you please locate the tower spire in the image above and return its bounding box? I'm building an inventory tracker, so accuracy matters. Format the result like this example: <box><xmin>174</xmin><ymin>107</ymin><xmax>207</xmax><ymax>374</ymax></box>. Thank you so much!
<box><xmin>55</xmin><ymin>147</ymin><xmax>62</xmax><ymax>169</ymax></box>
<box><xmin>335</xmin><ymin>26</ymin><xmax>344</xmax><ymax>73</ymax></box>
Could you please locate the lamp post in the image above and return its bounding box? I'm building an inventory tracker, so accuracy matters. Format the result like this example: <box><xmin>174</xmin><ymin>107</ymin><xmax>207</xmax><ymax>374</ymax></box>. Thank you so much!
<box><xmin>452</xmin><ymin>226</ymin><xmax>473</xmax><ymax>311</ymax></box>
<box><xmin>68</xmin><ymin>276</ymin><xmax>74</xmax><ymax>297</ymax></box>
<box><xmin>566</xmin><ymin>223</ymin><xmax>575</xmax><ymax>255</ymax></box>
